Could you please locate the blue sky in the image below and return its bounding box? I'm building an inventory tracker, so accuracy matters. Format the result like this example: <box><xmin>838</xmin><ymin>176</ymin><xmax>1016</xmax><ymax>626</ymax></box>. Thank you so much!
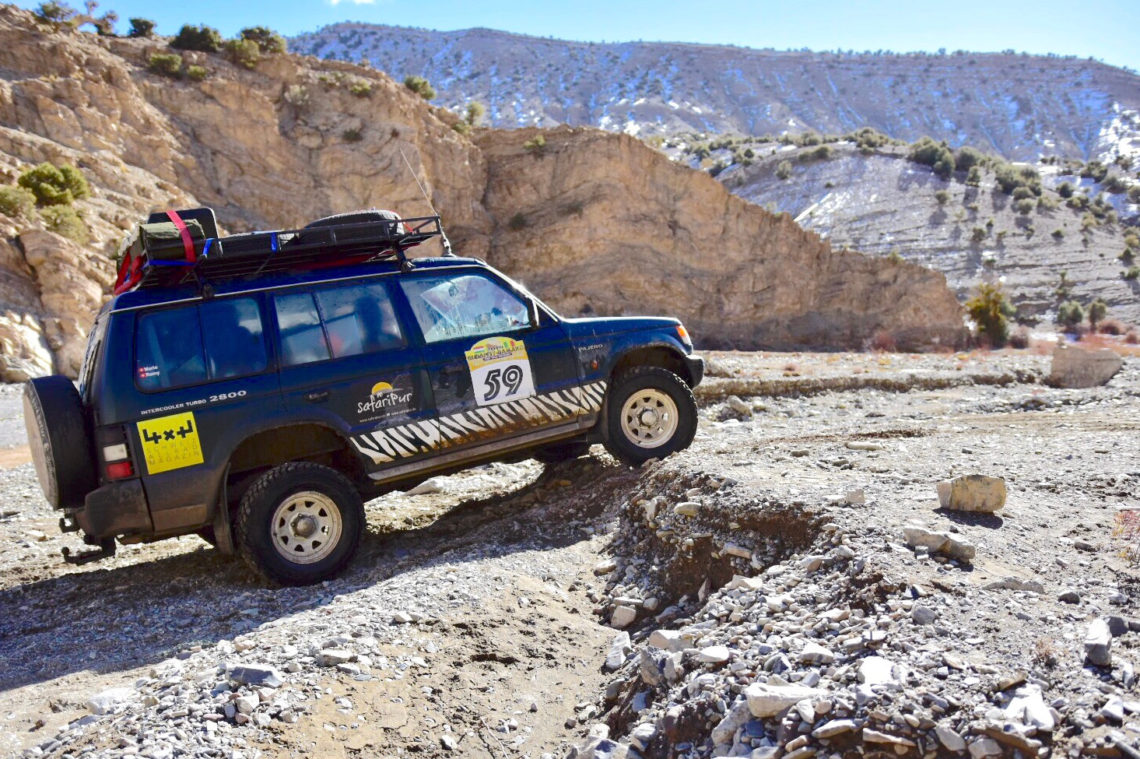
<box><xmin>18</xmin><ymin>0</ymin><xmax>1140</xmax><ymax>72</ymax></box>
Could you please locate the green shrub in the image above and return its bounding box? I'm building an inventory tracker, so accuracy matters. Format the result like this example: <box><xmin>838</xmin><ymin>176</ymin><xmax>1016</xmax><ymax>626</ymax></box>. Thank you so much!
<box><xmin>1104</xmin><ymin>174</ymin><xmax>1129</xmax><ymax>194</ymax></box>
<box><xmin>240</xmin><ymin>26</ymin><xmax>286</xmax><ymax>54</ymax></box>
<box><xmin>908</xmin><ymin>137</ymin><xmax>955</xmax><ymax>178</ymax></box>
<box><xmin>1067</xmin><ymin>193</ymin><xmax>1089</xmax><ymax>210</ymax></box>
<box><xmin>186</xmin><ymin>65</ymin><xmax>208</xmax><ymax>82</ymax></box>
<box><xmin>1129</xmin><ymin>185</ymin><xmax>1140</xmax><ymax>203</ymax></box>
<box><xmin>224</xmin><ymin>38</ymin><xmax>259</xmax><ymax>70</ymax></box>
<box><xmin>34</xmin><ymin>2</ymin><xmax>76</xmax><ymax>28</ymax></box>
<box><xmin>994</xmin><ymin>163</ymin><xmax>1041</xmax><ymax>196</ymax></box>
<box><xmin>934</xmin><ymin>189</ymin><xmax>950</xmax><ymax>205</ymax></box>
<box><xmin>1125</xmin><ymin>231</ymin><xmax>1140</xmax><ymax>249</ymax></box>
<box><xmin>17</xmin><ymin>162</ymin><xmax>89</xmax><ymax>206</ymax></box>
<box><xmin>1080</xmin><ymin>160</ymin><xmax>1108</xmax><ymax>182</ymax></box>
<box><xmin>1057</xmin><ymin>181</ymin><xmax>1074</xmax><ymax>198</ymax></box>
<box><xmin>348</xmin><ymin>80</ymin><xmax>372</xmax><ymax>97</ymax></box>
<box><xmin>508</xmin><ymin>212</ymin><xmax>527</xmax><ymax>231</ymax></box>
<box><xmin>965</xmin><ymin>166</ymin><xmax>982</xmax><ymax>186</ymax></box>
<box><xmin>403</xmin><ymin>75</ymin><xmax>435</xmax><ymax>100</ymax></box>
<box><xmin>965</xmin><ymin>283</ymin><xmax>1014</xmax><ymax>347</ymax></box>
<box><xmin>887</xmin><ymin>249</ymin><xmax>904</xmax><ymax>264</ymax></box>
<box><xmin>1124</xmin><ymin>266</ymin><xmax>1140</xmax><ymax>281</ymax></box>
<box><xmin>171</xmin><ymin>24</ymin><xmax>222</xmax><ymax>53</ymax></box>
<box><xmin>342</xmin><ymin>128</ymin><xmax>363</xmax><ymax>142</ymax></box>
<box><xmin>0</xmin><ymin>186</ymin><xmax>36</xmax><ymax>218</ymax></box>
<box><xmin>523</xmin><ymin>134</ymin><xmax>546</xmax><ymax>155</ymax></box>
<box><xmin>1013</xmin><ymin>198</ymin><xmax>1036</xmax><ymax>215</ymax></box>
<box><xmin>464</xmin><ymin>101</ymin><xmax>485</xmax><ymax>127</ymax></box>
<box><xmin>451</xmin><ymin>121</ymin><xmax>471</xmax><ymax>136</ymax></box>
<box><xmin>127</xmin><ymin>17</ymin><xmax>155</xmax><ymax>37</ymax></box>
<box><xmin>970</xmin><ymin>226</ymin><xmax>986</xmax><ymax>242</ymax></box>
<box><xmin>1052</xmin><ymin>228</ymin><xmax>1064</xmax><ymax>240</ymax></box>
<box><xmin>283</xmin><ymin>84</ymin><xmax>309</xmax><ymax>110</ymax></box>
<box><xmin>147</xmin><ymin>53</ymin><xmax>183</xmax><ymax>79</ymax></box>
<box><xmin>800</xmin><ymin>145</ymin><xmax>831</xmax><ymax>162</ymax></box>
<box><xmin>1057</xmin><ymin>300</ymin><xmax>1084</xmax><ymax>330</ymax></box>
<box><xmin>40</xmin><ymin>205</ymin><xmax>87</xmax><ymax>243</ymax></box>
<box><xmin>955</xmin><ymin>146</ymin><xmax>987</xmax><ymax>172</ymax></box>
<box><xmin>775</xmin><ymin>160</ymin><xmax>792</xmax><ymax>180</ymax></box>
<box><xmin>1037</xmin><ymin>194</ymin><xmax>1058</xmax><ymax>211</ymax></box>
<box><xmin>1088</xmin><ymin>298</ymin><xmax>1107</xmax><ymax>330</ymax></box>
<box><xmin>847</xmin><ymin>127</ymin><xmax>892</xmax><ymax>151</ymax></box>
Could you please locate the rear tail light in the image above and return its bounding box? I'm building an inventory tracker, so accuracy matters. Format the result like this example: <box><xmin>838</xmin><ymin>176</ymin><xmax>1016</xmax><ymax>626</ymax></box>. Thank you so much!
<box><xmin>105</xmin><ymin>460</ymin><xmax>134</xmax><ymax>479</ymax></box>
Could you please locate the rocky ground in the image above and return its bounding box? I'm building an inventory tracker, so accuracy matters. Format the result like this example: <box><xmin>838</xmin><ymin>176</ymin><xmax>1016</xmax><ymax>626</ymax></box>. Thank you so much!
<box><xmin>0</xmin><ymin>349</ymin><xmax>1138</xmax><ymax>759</ymax></box>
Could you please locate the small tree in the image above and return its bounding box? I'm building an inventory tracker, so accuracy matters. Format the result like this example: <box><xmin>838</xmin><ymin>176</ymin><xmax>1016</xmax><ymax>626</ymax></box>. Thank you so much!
<box><xmin>464</xmin><ymin>101</ymin><xmax>485</xmax><ymax>127</ymax></box>
<box><xmin>171</xmin><ymin>24</ymin><xmax>223</xmax><ymax>53</ymax></box>
<box><xmin>934</xmin><ymin>189</ymin><xmax>950</xmax><ymax>205</ymax></box>
<box><xmin>775</xmin><ymin>160</ymin><xmax>792</xmax><ymax>180</ymax></box>
<box><xmin>34</xmin><ymin>2</ymin><xmax>76</xmax><ymax>28</ymax></box>
<box><xmin>523</xmin><ymin>134</ymin><xmax>546</xmax><ymax>155</ymax></box>
<box><xmin>1088</xmin><ymin>298</ymin><xmax>1107</xmax><ymax>332</ymax></box>
<box><xmin>403</xmin><ymin>75</ymin><xmax>435</xmax><ymax>100</ymax></box>
<box><xmin>240</xmin><ymin>26</ymin><xmax>286</xmax><ymax>54</ymax></box>
<box><xmin>965</xmin><ymin>283</ymin><xmax>1014</xmax><ymax>348</ymax></box>
<box><xmin>127</xmin><ymin>17</ymin><xmax>154</xmax><ymax>37</ymax></box>
<box><xmin>1057</xmin><ymin>300</ymin><xmax>1084</xmax><ymax>332</ymax></box>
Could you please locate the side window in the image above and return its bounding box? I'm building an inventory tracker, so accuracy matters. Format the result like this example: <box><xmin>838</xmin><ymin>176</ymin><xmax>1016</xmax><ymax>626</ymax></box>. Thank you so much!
<box><xmin>135</xmin><ymin>306</ymin><xmax>207</xmax><ymax>391</ymax></box>
<box><xmin>200</xmin><ymin>298</ymin><xmax>268</xmax><ymax>380</ymax></box>
<box><xmin>315</xmin><ymin>283</ymin><xmax>405</xmax><ymax>359</ymax></box>
<box><xmin>400</xmin><ymin>274</ymin><xmax>531</xmax><ymax>344</ymax></box>
<box><xmin>274</xmin><ymin>292</ymin><xmax>330</xmax><ymax>367</ymax></box>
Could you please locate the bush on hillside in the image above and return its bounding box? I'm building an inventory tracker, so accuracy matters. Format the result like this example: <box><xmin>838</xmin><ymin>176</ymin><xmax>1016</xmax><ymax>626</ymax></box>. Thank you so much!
<box><xmin>224</xmin><ymin>38</ymin><xmax>259</xmax><ymax>70</ymax></box>
<box><xmin>0</xmin><ymin>186</ymin><xmax>36</xmax><ymax>218</ymax></box>
<box><xmin>348</xmin><ymin>79</ymin><xmax>372</xmax><ymax>97</ymax></box>
<box><xmin>34</xmin><ymin>2</ymin><xmax>76</xmax><ymax>28</ymax></box>
<box><xmin>965</xmin><ymin>165</ymin><xmax>982</xmax><ymax>186</ymax></box>
<box><xmin>41</xmin><ymin>205</ymin><xmax>87</xmax><ymax>243</ymax></box>
<box><xmin>847</xmin><ymin>127</ymin><xmax>892</xmax><ymax>152</ymax></box>
<box><xmin>240</xmin><ymin>26</ymin><xmax>286</xmax><ymax>54</ymax></box>
<box><xmin>465</xmin><ymin>101</ymin><xmax>485</xmax><ymax>127</ymax></box>
<box><xmin>1057</xmin><ymin>300</ymin><xmax>1084</xmax><ymax>331</ymax></box>
<box><xmin>186</xmin><ymin>64</ymin><xmax>208</xmax><ymax>82</ymax></box>
<box><xmin>127</xmin><ymin>17</ymin><xmax>154</xmax><ymax>37</ymax></box>
<box><xmin>171</xmin><ymin>24</ymin><xmax>222</xmax><ymax>53</ymax></box>
<box><xmin>908</xmin><ymin>137</ymin><xmax>954</xmax><ymax>179</ymax></box>
<box><xmin>994</xmin><ymin>163</ymin><xmax>1041</xmax><ymax>196</ymax></box>
<box><xmin>775</xmin><ymin>160</ymin><xmax>792</xmax><ymax>180</ymax></box>
<box><xmin>147</xmin><ymin>53</ymin><xmax>183</xmax><ymax>79</ymax></box>
<box><xmin>1057</xmin><ymin>181</ymin><xmax>1074</xmax><ymax>198</ymax></box>
<box><xmin>954</xmin><ymin>145</ymin><xmax>987</xmax><ymax>173</ymax></box>
<box><xmin>1080</xmin><ymin>160</ymin><xmax>1108</xmax><ymax>182</ymax></box>
<box><xmin>1087</xmin><ymin>298</ymin><xmax>1107</xmax><ymax>331</ymax></box>
<box><xmin>403</xmin><ymin>75</ymin><xmax>435</xmax><ymax>100</ymax></box>
<box><xmin>523</xmin><ymin>134</ymin><xmax>546</xmax><ymax>155</ymax></box>
<box><xmin>17</xmin><ymin>162</ymin><xmax>89</xmax><ymax>206</ymax></box>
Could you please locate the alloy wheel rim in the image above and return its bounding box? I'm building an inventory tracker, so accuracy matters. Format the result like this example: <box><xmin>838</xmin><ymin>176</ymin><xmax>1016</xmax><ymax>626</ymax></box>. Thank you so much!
<box><xmin>270</xmin><ymin>491</ymin><xmax>342</xmax><ymax>564</ymax></box>
<box><xmin>619</xmin><ymin>389</ymin><xmax>679</xmax><ymax>448</ymax></box>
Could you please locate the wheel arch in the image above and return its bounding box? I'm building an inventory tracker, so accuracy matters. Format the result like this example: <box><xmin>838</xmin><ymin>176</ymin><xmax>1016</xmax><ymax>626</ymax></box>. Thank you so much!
<box><xmin>608</xmin><ymin>344</ymin><xmax>695</xmax><ymax>386</ymax></box>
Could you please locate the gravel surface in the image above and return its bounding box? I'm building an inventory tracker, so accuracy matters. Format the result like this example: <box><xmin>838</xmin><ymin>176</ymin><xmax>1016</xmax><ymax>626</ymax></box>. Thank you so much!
<box><xmin>0</xmin><ymin>349</ymin><xmax>1137</xmax><ymax>759</ymax></box>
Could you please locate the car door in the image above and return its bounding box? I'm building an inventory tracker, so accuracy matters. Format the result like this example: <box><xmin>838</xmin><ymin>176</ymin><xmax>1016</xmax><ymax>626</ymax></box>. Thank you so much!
<box><xmin>272</xmin><ymin>280</ymin><xmax>436</xmax><ymax>473</ymax></box>
<box><xmin>397</xmin><ymin>269</ymin><xmax>582</xmax><ymax>456</ymax></box>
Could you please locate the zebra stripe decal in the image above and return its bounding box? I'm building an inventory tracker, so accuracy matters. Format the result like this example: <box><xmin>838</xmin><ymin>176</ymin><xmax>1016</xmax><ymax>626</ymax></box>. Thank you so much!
<box><xmin>352</xmin><ymin>380</ymin><xmax>607</xmax><ymax>465</ymax></box>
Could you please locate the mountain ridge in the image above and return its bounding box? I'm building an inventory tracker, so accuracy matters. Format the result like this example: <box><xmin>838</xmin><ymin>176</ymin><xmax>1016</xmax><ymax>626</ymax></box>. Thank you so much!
<box><xmin>291</xmin><ymin>23</ymin><xmax>1140</xmax><ymax>162</ymax></box>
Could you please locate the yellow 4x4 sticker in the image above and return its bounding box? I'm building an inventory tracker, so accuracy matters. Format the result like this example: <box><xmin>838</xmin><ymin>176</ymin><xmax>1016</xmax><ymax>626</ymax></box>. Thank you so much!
<box><xmin>137</xmin><ymin>411</ymin><xmax>204</xmax><ymax>474</ymax></box>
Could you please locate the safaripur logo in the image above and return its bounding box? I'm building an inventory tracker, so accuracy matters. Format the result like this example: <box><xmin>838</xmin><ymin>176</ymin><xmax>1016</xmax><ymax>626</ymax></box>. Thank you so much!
<box><xmin>358</xmin><ymin>380</ymin><xmax>414</xmax><ymax>416</ymax></box>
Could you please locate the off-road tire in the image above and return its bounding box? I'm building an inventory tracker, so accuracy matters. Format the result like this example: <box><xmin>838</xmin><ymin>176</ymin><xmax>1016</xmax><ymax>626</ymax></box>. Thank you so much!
<box><xmin>23</xmin><ymin>376</ymin><xmax>96</xmax><ymax>510</ymax></box>
<box><xmin>235</xmin><ymin>462</ymin><xmax>364</xmax><ymax>586</ymax></box>
<box><xmin>603</xmin><ymin>366</ymin><xmax>698</xmax><ymax>466</ymax></box>
<box><xmin>532</xmin><ymin>441</ymin><xmax>592</xmax><ymax>464</ymax></box>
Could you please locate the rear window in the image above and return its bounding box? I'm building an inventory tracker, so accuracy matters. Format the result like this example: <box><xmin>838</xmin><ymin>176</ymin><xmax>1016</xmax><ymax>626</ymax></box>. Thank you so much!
<box><xmin>274</xmin><ymin>282</ymin><xmax>404</xmax><ymax>367</ymax></box>
<box><xmin>135</xmin><ymin>297</ymin><xmax>268</xmax><ymax>391</ymax></box>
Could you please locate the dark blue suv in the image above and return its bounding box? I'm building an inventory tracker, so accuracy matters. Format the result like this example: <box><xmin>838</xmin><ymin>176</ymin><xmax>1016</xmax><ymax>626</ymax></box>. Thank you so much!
<box><xmin>24</xmin><ymin>209</ymin><xmax>703</xmax><ymax>584</ymax></box>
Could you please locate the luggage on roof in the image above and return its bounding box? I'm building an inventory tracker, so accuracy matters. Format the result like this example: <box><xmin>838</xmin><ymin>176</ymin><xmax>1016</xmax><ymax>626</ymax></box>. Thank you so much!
<box><xmin>114</xmin><ymin>208</ymin><xmax>440</xmax><ymax>294</ymax></box>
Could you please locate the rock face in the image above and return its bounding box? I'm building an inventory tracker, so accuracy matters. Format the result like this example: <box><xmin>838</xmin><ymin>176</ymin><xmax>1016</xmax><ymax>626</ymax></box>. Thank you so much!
<box><xmin>0</xmin><ymin>7</ymin><xmax>964</xmax><ymax>376</ymax></box>
<box><xmin>1048</xmin><ymin>343</ymin><xmax>1125</xmax><ymax>388</ymax></box>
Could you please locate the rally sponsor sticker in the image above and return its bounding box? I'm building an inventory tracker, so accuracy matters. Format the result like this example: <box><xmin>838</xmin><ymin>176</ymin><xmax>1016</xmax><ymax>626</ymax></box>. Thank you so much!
<box><xmin>357</xmin><ymin>377</ymin><xmax>416</xmax><ymax>423</ymax></box>
<box><xmin>464</xmin><ymin>336</ymin><xmax>535</xmax><ymax>407</ymax></box>
<box><xmin>137</xmin><ymin>411</ymin><xmax>205</xmax><ymax>475</ymax></box>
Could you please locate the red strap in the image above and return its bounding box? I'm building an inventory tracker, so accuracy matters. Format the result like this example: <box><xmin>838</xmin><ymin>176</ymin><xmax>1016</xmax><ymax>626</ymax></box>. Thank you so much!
<box><xmin>165</xmin><ymin>210</ymin><xmax>196</xmax><ymax>263</ymax></box>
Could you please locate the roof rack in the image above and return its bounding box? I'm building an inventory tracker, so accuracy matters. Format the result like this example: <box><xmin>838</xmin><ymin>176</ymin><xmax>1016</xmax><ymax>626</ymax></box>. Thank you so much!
<box><xmin>114</xmin><ymin>209</ymin><xmax>444</xmax><ymax>295</ymax></box>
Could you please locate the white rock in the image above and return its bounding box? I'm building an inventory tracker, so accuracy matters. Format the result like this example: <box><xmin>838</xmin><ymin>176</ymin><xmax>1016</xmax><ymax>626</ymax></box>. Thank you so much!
<box><xmin>1085</xmin><ymin>618</ymin><xmax>1112</xmax><ymax>667</ymax></box>
<box><xmin>845</xmin><ymin>489</ymin><xmax>865</xmax><ymax>505</ymax></box>
<box><xmin>937</xmin><ymin>475</ymin><xmax>1006</xmax><ymax>513</ymax></box>
<box><xmin>858</xmin><ymin>656</ymin><xmax>897</xmax><ymax>686</ymax></box>
<box><xmin>593</xmin><ymin>559</ymin><xmax>618</xmax><ymax>576</ymax></box>
<box><xmin>647</xmin><ymin>629</ymin><xmax>690</xmax><ymax>652</ymax></box>
<box><xmin>604</xmin><ymin>632</ymin><xmax>631</xmax><ymax>672</ymax></box>
<box><xmin>935</xmin><ymin>725</ymin><xmax>966</xmax><ymax>753</ymax></box>
<box><xmin>317</xmin><ymin>649</ymin><xmax>353</xmax><ymax>667</ymax></box>
<box><xmin>408</xmin><ymin>477</ymin><xmax>447</xmax><ymax>495</ymax></box>
<box><xmin>88</xmin><ymin>687</ymin><xmax>134</xmax><ymax>715</ymax></box>
<box><xmin>234</xmin><ymin>694</ymin><xmax>259</xmax><ymax>715</ymax></box>
<box><xmin>611</xmin><ymin>605</ymin><xmax>637</xmax><ymax>629</ymax></box>
<box><xmin>799</xmin><ymin>642</ymin><xmax>835</xmax><ymax>665</ymax></box>
<box><xmin>723</xmin><ymin>542</ymin><xmax>752</xmax><ymax>559</ymax></box>
<box><xmin>812</xmin><ymin>719</ymin><xmax>857</xmax><ymax>739</ymax></box>
<box><xmin>710</xmin><ymin>698</ymin><xmax>751</xmax><ymax>745</ymax></box>
<box><xmin>745</xmin><ymin>682</ymin><xmax>828</xmax><ymax>718</ymax></box>
<box><xmin>967</xmin><ymin>736</ymin><xmax>1002</xmax><ymax>758</ymax></box>
<box><xmin>697</xmin><ymin>645</ymin><xmax>731</xmax><ymax>664</ymax></box>
<box><xmin>1005</xmin><ymin>685</ymin><xmax>1055</xmax><ymax>732</ymax></box>
<box><xmin>674</xmin><ymin>502</ymin><xmax>700</xmax><ymax>517</ymax></box>
<box><xmin>912</xmin><ymin>605</ymin><xmax>937</xmax><ymax>625</ymax></box>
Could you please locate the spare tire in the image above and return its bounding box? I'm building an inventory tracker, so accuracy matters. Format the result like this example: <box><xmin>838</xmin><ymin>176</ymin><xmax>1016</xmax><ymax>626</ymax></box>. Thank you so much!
<box><xmin>23</xmin><ymin>376</ymin><xmax>96</xmax><ymax>510</ymax></box>
<box><xmin>305</xmin><ymin>209</ymin><xmax>403</xmax><ymax>231</ymax></box>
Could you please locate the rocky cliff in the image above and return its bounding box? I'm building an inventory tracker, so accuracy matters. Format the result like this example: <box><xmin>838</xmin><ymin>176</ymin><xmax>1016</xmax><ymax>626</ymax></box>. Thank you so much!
<box><xmin>292</xmin><ymin>24</ymin><xmax>1140</xmax><ymax>163</ymax></box>
<box><xmin>0</xmin><ymin>6</ymin><xmax>963</xmax><ymax>379</ymax></box>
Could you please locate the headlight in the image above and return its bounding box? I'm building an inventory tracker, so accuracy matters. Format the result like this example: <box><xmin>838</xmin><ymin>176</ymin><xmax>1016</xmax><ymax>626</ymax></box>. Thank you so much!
<box><xmin>676</xmin><ymin>324</ymin><xmax>692</xmax><ymax>346</ymax></box>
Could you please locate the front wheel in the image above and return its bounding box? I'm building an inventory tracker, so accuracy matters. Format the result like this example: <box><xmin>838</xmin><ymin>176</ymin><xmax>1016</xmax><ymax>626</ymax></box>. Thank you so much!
<box><xmin>603</xmin><ymin>367</ymin><xmax>698</xmax><ymax>466</ymax></box>
<box><xmin>235</xmin><ymin>462</ymin><xmax>364</xmax><ymax>585</ymax></box>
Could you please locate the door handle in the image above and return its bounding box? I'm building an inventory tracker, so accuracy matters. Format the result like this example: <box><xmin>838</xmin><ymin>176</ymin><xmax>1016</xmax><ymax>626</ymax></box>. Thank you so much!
<box><xmin>305</xmin><ymin>390</ymin><xmax>329</xmax><ymax>403</ymax></box>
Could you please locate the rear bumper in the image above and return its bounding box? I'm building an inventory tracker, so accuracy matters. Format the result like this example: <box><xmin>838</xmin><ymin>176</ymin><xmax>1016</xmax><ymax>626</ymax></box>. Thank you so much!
<box><xmin>76</xmin><ymin>480</ymin><xmax>153</xmax><ymax>539</ymax></box>
<box><xmin>684</xmin><ymin>355</ymin><xmax>705</xmax><ymax>387</ymax></box>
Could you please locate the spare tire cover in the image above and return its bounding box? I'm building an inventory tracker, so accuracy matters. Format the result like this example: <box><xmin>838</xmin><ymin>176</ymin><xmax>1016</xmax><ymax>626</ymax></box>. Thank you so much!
<box><xmin>23</xmin><ymin>376</ymin><xmax>96</xmax><ymax>510</ymax></box>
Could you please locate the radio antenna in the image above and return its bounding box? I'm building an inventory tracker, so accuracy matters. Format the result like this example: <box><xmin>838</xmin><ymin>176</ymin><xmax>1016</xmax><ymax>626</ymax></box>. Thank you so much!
<box><xmin>399</xmin><ymin>148</ymin><xmax>453</xmax><ymax>257</ymax></box>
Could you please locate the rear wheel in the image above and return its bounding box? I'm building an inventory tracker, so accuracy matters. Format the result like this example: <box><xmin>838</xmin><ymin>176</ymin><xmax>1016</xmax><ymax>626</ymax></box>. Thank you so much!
<box><xmin>603</xmin><ymin>367</ymin><xmax>698</xmax><ymax>466</ymax></box>
<box><xmin>23</xmin><ymin>376</ymin><xmax>95</xmax><ymax>509</ymax></box>
<box><xmin>235</xmin><ymin>462</ymin><xmax>364</xmax><ymax>585</ymax></box>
